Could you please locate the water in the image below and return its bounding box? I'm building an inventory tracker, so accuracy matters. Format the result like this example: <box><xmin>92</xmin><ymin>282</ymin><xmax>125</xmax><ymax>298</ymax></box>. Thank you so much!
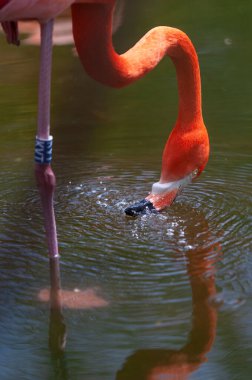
<box><xmin>0</xmin><ymin>0</ymin><xmax>252</xmax><ymax>379</ymax></box>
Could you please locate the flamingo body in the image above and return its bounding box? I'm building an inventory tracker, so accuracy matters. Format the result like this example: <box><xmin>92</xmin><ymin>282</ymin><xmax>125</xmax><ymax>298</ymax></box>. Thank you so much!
<box><xmin>0</xmin><ymin>0</ymin><xmax>114</xmax><ymax>21</ymax></box>
<box><xmin>0</xmin><ymin>0</ymin><xmax>74</xmax><ymax>21</ymax></box>
<box><xmin>0</xmin><ymin>0</ymin><xmax>10</xmax><ymax>10</ymax></box>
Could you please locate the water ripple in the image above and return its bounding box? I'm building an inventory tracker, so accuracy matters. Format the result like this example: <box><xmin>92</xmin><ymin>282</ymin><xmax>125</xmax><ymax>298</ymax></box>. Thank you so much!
<box><xmin>1</xmin><ymin>151</ymin><xmax>251</xmax><ymax>328</ymax></box>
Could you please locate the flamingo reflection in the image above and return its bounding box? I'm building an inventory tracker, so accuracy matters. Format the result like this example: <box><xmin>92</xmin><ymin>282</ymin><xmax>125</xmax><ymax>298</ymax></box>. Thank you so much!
<box><xmin>116</xmin><ymin>223</ymin><xmax>220</xmax><ymax>380</ymax></box>
<box><xmin>39</xmin><ymin>212</ymin><xmax>221</xmax><ymax>379</ymax></box>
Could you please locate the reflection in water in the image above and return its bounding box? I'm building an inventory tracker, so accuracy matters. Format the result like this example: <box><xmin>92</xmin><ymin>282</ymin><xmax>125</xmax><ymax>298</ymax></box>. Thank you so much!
<box><xmin>43</xmin><ymin>209</ymin><xmax>220</xmax><ymax>380</ymax></box>
<box><xmin>36</xmin><ymin>204</ymin><xmax>220</xmax><ymax>380</ymax></box>
<box><xmin>47</xmin><ymin>258</ymin><xmax>69</xmax><ymax>380</ymax></box>
<box><xmin>38</xmin><ymin>257</ymin><xmax>108</xmax><ymax>356</ymax></box>
<box><xmin>38</xmin><ymin>281</ymin><xmax>109</xmax><ymax>310</ymax></box>
<box><xmin>48</xmin><ymin>258</ymin><xmax>66</xmax><ymax>355</ymax></box>
<box><xmin>116</xmin><ymin>219</ymin><xmax>219</xmax><ymax>380</ymax></box>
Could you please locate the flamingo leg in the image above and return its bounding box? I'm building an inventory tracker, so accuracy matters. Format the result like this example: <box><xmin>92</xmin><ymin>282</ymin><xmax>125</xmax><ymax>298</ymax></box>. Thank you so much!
<box><xmin>35</xmin><ymin>19</ymin><xmax>59</xmax><ymax>259</ymax></box>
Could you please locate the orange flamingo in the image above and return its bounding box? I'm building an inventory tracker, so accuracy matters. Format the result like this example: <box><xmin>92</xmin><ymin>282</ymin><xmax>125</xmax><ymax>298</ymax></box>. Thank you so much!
<box><xmin>0</xmin><ymin>0</ymin><xmax>209</xmax><ymax>257</ymax></box>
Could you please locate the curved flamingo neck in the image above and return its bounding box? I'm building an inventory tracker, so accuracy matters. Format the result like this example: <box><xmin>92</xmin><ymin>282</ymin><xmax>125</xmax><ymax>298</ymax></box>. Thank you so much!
<box><xmin>72</xmin><ymin>2</ymin><xmax>203</xmax><ymax>125</ymax></box>
<box><xmin>172</xmin><ymin>46</ymin><xmax>202</xmax><ymax>126</ymax></box>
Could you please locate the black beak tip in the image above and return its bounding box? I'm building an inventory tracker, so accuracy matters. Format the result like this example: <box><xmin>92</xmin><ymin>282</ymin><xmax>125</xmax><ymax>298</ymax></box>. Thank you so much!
<box><xmin>124</xmin><ymin>199</ymin><xmax>156</xmax><ymax>216</ymax></box>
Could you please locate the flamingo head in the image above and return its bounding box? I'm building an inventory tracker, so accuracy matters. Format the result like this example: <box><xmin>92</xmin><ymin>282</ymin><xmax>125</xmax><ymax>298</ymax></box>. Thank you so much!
<box><xmin>124</xmin><ymin>169</ymin><xmax>199</xmax><ymax>217</ymax></box>
<box><xmin>125</xmin><ymin>121</ymin><xmax>209</xmax><ymax>216</ymax></box>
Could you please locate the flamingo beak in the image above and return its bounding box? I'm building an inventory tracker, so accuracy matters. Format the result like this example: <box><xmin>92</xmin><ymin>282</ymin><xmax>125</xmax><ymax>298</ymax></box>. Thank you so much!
<box><xmin>124</xmin><ymin>188</ymin><xmax>179</xmax><ymax>216</ymax></box>
<box><xmin>124</xmin><ymin>171</ymin><xmax>197</xmax><ymax>216</ymax></box>
<box><xmin>124</xmin><ymin>198</ymin><xmax>157</xmax><ymax>216</ymax></box>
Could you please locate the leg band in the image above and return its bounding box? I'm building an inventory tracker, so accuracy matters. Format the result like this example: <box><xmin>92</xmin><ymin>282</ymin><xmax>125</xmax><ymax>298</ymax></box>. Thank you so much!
<box><xmin>35</xmin><ymin>135</ymin><xmax>53</xmax><ymax>164</ymax></box>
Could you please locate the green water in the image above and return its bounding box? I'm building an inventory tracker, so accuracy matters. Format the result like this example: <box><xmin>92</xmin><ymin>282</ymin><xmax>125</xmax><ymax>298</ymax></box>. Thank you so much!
<box><xmin>0</xmin><ymin>1</ymin><xmax>252</xmax><ymax>379</ymax></box>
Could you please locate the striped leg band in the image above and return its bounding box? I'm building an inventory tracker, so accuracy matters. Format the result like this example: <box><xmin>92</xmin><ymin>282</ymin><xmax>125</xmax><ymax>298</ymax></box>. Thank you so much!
<box><xmin>35</xmin><ymin>135</ymin><xmax>53</xmax><ymax>164</ymax></box>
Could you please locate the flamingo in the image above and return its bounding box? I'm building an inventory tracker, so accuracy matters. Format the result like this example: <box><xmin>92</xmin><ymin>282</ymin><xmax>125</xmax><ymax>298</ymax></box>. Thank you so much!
<box><xmin>0</xmin><ymin>0</ymin><xmax>209</xmax><ymax>258</ymax></box>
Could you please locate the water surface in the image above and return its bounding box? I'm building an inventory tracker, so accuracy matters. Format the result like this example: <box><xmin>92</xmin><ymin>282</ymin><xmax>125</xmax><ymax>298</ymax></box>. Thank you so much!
<box><xmin>0</xmin><ymin>1</ymin><xmax>252</xmax><ymax>379</ymax></box>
